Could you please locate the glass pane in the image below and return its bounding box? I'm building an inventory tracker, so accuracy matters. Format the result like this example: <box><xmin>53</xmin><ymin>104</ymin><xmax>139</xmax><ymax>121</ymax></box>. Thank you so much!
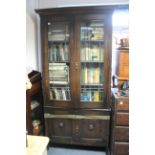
<box><xmin>80</xmin><ymin>20</ymin><xmax>104</xmax><ymax>103</ymax></box>
<box><xmin>48</xmin><ymin>22</ymin><xmax>71</xmax><ymax>101</ymax></box>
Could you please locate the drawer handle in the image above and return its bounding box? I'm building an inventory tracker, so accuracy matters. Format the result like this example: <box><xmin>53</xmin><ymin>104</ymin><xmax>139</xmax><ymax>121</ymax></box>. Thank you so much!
<box><xmin>75</xmin><ymin>126</ymin><xmax>79</xmax><ymax>132</ymax></box>
<box><xmin>88</xmin><ymin>124</ymin><xmax>94</xmax><ymax>130</ymax></box>
<box><xmin>119</xmin><ymin>101</ymin><xmax>123</xmax><ymax>105</ymax></box>
<box><xmin>59</xmin><ymin>122</ymin><xmax>64</xmax><ymax>128</ymax></box>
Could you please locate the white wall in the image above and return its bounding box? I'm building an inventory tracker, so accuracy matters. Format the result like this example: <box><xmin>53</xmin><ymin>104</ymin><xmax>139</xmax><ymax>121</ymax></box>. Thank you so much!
<box><xmin>26</xmin><ymin>0</ymin><xmax>38</xmax><ymax>73</ymax></box>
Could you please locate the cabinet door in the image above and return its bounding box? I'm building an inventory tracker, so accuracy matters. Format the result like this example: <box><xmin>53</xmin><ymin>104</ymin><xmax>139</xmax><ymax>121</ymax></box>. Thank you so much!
<box><xmin>43</xmin><ymin>17</ymin><xmax>75</xmax><ymax>108</ymax></box>
<box><xmin>80</xmin><ymin>119</ymin><xmax>109</xmax><ymax>146</ymax></box>
<box><xmin>45</xmin><ymin>118</ymin><xmax>72</xmax><ymax>144</ymax></box>
<box><xmin>75</xmin><ymin>14</ymin><xmax>112</xmax><ymax>109</ymax></box>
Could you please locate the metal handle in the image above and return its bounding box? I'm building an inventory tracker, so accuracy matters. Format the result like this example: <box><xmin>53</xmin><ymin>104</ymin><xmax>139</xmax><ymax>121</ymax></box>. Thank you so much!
<box><xmin>88</xmin><ymin>124</ymin><xmax>94</xmax><ymax>130</ymax></box>
<box><xmin>75</xmin><ymin>126</ymin><xmax>79</xmax><ymax>132</ymax></box>
<box><xmin>59</xmin><ymin>122</ymin><xmax>64</xmax><ymax>128</ymax></box>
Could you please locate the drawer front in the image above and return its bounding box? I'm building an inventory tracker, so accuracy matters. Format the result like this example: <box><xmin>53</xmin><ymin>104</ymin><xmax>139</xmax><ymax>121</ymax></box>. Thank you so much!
<box><xmin>72</xmin><ymin>119</ymin><xmax>109</xmax><ymax>146</ymax></box>
<box><xmin>116</xmin><ymin>113</ymin><xmax>129</xmax><ymax>126</ymax></box>
<box><xmin>116</xmin><ymin>100</ymin><xmax>129</xmax><ymax>111</ymax></box>
<box><xmin>45</xmin><ymin>118</ymin><xmax>72</xmax><ymax>144</ymax></box>
<box><xmin>115</xmin><ymin>127</ymin><xmax>129</xmax><ymax>141</ymax></box>
<box><xmin>114</xmin><ymin>142</ymin><xmax>129</xmax><ymax>155</ymax></box>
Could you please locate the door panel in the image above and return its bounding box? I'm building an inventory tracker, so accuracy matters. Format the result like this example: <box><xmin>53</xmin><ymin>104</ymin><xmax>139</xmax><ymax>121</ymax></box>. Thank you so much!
<box><xmin>46</xmin><ymin>118</ymin><xmax>72</xmax><ymax>143</ymax></box>
<box><xmin>75</xmin><ymin>14</ymin><xmax>112</xmax><ymax>109</ymax></box>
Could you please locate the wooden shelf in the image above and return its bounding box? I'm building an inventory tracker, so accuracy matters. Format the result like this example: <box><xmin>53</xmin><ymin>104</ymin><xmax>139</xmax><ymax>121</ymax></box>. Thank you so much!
<box><xmin>26</xmin><ymin>71</ymin><xmax>45</xmax><ymax>135</ymax></box>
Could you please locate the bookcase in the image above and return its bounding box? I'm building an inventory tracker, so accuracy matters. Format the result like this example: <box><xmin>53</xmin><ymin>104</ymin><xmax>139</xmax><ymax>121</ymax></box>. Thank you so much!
<box><xmin>26</xmin><ymin>71</ymin><xmax>45</xmax><ymax>135</ymax></box>
<box><xmin>36</xmin><ymin>5</ymin><xmax>128</xmax><ymax>151</ymax></box>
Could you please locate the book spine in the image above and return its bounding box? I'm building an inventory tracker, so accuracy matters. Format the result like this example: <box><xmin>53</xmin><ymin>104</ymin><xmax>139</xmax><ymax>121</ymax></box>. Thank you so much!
<box><xmin>100</xmin><ymin>49</ymin><xmax>104</xmax><ymax>61</ymax></box>
<box><xmin>59</xmin><ymin>44</ymin><xmax>65</xmax><ymax>61</ymax></box>
<box><xmin>94</xmin><ymin>91</ymin><xmax>99</xmax><ymax>102</ymax></box>
<box><xmin>93</xmin><ymin>67</ymin><xmax>100</xmax><ymax>84</ymax></box>
<box><xmin>64</xmin><ymin>44</ymin><xmax>69</xmax><ymax>61</ymax></box>
<box><xmin>84</xmin><ymin>67</ymin><xmax>88</xmax><ymax>84</ymax></box>
<box><xmin>85</xmin><ymin>47</ymin><xmax>89</xmax><ymax>61</ymax></box>
<box><xmin>88</xmin><ymin>68</ymin><xmax>94</xmax><ymax>84</ymax></box>
<box><xmin>81</xmin><ymin>47</ymin><xmax>85</xmax><ymax>61</ymax></box>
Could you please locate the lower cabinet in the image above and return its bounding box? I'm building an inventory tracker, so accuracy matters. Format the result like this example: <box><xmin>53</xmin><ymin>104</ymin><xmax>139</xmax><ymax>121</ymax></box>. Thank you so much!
<box><xmin>44</xmin><ymin>113</ymin><xmax>110</xmax><ymax>147</ymax></box>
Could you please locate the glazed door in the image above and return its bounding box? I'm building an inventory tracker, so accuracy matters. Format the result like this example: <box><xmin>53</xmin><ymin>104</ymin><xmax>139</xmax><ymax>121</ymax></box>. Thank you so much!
<box><xmin>75</xmin><ymin>14</ymin><xmax>112</xmax><ymax>109</ymax></box>
<box><xmin>43</xmin><ymin>17</ymin><xmax>76</xmax><ymax>108</ymax></box>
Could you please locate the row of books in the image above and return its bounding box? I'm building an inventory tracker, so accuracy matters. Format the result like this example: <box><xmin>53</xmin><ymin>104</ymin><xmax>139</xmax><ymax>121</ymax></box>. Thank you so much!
<box><xmin>81</xmin><ymin>44</ymin><xmax>104</xmax><ymax>61</ymax></box>
<box><xmin>48</xmin><ymin>23</ymin><xmax>70</xmax><ymax>41</ymax></box>
<box><xmin>89</xmin><ymin>21</ymin><xmax>104</xmax><ymax>27</ymax></box>
<box><xmin>80</xmin><ymin>26</ymin><xmax>104</xmax><ymax>41</ymax></box>
<box><xmin>49</xmin><ymin>63</ymin><xmax>69</xmax><ymax>84</ymax></box>
<box><xmin>81</xmin><ymin>90</ymin><xmax>103</xmax><ymax>102</ymax></box>
<box><xmin>81</xmin><ymin>66</ymin><xmax>104</xmax><ymax>84</ymax></box>
<box><xmin>49</xmin><ymin>44</ymin><xmax>69</xmax><ymax>61</ymax></box>
<box><xmin>48</xmin><ymin>33</ymin><xmax>70</xmax><ymax>41</ymax></box>
<box><xmin>50</xmin><ymin>88</ymin><xmax>70</xmax><ymax>100</ymax></box>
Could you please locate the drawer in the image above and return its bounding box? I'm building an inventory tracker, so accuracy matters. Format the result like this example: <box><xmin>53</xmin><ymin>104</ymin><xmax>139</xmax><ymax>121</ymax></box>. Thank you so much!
<box><xmin>115</xmin><ymin>127</ymin><xmax>129</xmax><ymax>141</ymax></box>
<box><xmin>116</xmin><ymin>100</ymin><xmax>129</xmax><ymax>111</ymax></box>
<box><xmin>114</xmin><ymin>142</ymin><xmax>129</xmax><ymax>155</ymax></box>
<box><xmin>116</xmin><ymin>113</ymin><xmax>129</xmax><ymax>126</ymax></box>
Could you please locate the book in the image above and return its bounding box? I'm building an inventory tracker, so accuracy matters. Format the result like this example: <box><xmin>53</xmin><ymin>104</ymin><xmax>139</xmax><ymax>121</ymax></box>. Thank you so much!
<box><xmin>52</xmin><ymin>45</ymin><xmax>57</xmax><ymax>61</ymax></box>
<box><xmin>62</xmin><ymin>88</ymin><xmax>67</xmax><ymax>100</ymax></box>
<box><xmin>87</xmin><ymin>67</ymin><xmax>94</xmax><ymax>84</ymax></box>
<box><xmin>65</xmin><ymin>89</ymin><xmax>70</xmax><ymax>100</ymax></box>
<box><xmin>85</xmin><ymin>47</ymin><xmax>89</xmax><ymax>61</ymax></box>
<box><xmin>49</xmin><ymin>46</ymin><xmax>53</xmax><ymax>61</ymax></box>
<box><xmin>53</xmin><ymin>88</ymin><xmax>60</xmax><ymax>100</ymax></box>
<box><xmin>93</xmin><ymin>67</ymin><xmax>100</xmax><ymax>84</ymax></box>
<box><xmin>94</xmin><ymin>91</ymin><xmax>100</xmax><ymax>102</ymax></box>
<box><xmin>81</xmin><ymin>47</ymin><xmax>86</xmax><ymax>61</ymax></box>
<box><xmin>87</xmin><ymin>91</ymin><xmax>92</xmax><ymax>101</ymax></box>
<box><xmin>59</xmin><ymin>44</ymin><xmax>65</xmax><ymax>61</ymax></box>
<box><xmin>64</xmin><ymin>44</ymin><xmax>69</xmax><ymax>61</ymax></box>
<box><xmin>84</xmin><ymin>67</ymin><xmax>88</xmax><ymax>84</ymax></box>
<box><xmin>49</xmin><ymin>90</ymin><xmax>54</xmax><ymax>100</ymax></box>
<box><xmin>100</xmin><ymin>49</ymin><xmax>104</xmax><ymax>61</ymax></box>
<box><xmin>100</xmin><ymin>68</ymin><xmax>104</xmax><ymax>83</ymax></box>
<box><xmin>49</xmin><ymin>81</ymin><xmax>69</xmax><ymax>84</ymax></box>
<box><xmin>92</xmin><ymin>45</ymin><xmax>100</xmax><ymax>61</ymax></box>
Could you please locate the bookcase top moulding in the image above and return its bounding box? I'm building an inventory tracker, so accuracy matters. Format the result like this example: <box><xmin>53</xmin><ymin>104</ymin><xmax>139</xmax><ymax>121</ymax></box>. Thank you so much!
<box><xmin>35</xmin><ymin>4</ymin><xmax>129</xmax><ymax>15</ymax></box>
